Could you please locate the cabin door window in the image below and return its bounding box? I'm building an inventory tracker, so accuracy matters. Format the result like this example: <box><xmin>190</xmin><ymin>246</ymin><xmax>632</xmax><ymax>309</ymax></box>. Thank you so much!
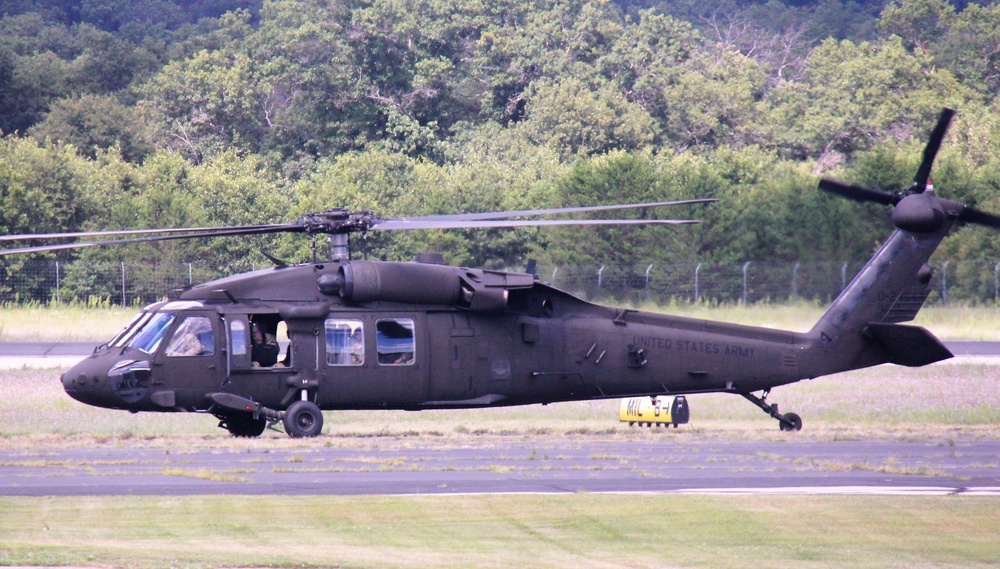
<box><xmin>376</xmin><ymin>318</ymin><xmax>415</xmax><ymax>366</ymax></box>
<box><xmin>226</xmin><ymin>317</ymin><xmax>252</xmax><ymax>371</ymax></box>
<box><xmin>325</xmin><ymin>319</ymin><xmax>365</xmax><ymax>366</ymax></box>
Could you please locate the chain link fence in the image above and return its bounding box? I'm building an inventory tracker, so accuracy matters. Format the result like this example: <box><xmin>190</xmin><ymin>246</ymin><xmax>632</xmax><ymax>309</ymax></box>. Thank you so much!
<box><xmin>3</xmin><ymin>259</ymin><xmax>1000</xmax><ymax>307</ymax></box>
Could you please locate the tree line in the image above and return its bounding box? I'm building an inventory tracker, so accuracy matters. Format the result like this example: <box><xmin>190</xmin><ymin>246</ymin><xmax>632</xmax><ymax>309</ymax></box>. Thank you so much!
<box><xmin>3</xmin><ymin>0</ymin><xmax>1000</xmax><ymax>302</ymax></box>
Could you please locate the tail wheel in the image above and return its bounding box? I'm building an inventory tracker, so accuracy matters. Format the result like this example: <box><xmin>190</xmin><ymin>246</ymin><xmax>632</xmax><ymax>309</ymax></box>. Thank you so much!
<box><xmin>283</xmin><ymin>400</ymin><xmax>324</xmax><ymax>438</ymax></box>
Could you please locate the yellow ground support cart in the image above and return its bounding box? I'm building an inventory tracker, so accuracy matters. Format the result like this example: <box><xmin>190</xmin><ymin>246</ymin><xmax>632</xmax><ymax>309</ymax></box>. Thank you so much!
<box><xmin>618</xmin><ymin>395</ymin><xmax>689</xmax><ymax>428</ymax></box>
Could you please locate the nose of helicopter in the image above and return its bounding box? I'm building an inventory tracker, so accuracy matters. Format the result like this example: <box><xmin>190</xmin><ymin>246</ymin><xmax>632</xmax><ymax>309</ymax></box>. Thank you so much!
<box><xmin>60</xmin><ymin>357</ymin><xmax>138</xmax><ymax>410</ymax></box>
<box><xmin>61</xmin><ymin>368</ymin><xmax>113</xmax><ymax>408</ymax></box>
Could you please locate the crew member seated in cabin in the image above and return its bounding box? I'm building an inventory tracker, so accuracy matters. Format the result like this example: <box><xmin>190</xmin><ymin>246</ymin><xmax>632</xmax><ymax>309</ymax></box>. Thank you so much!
<box><xmin>349</xmin><ymin>328</ymin><xmax>363</xmax><ymax>364</ymax></box>
<box><xmin>250</xmin><ymin>321</ymin><xmax>280</xmax><ymax>367</ymax></box>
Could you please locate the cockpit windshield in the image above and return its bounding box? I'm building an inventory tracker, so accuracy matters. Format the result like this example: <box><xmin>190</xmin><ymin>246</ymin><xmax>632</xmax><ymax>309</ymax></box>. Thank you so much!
<box><xmin>125</xmin><ymin>312</ymin><xmax>176</xmax><ymax>354</ymax></box>
<box><xmin>110</xmin><ymin>312</ymin><xmax>153</xmax><ymax>348</ymax></box>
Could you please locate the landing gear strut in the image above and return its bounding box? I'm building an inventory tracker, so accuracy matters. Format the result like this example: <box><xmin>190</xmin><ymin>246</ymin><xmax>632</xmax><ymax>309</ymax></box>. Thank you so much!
<box><xmin>739</xmin><ymin>390</ymin><xmax>802</xmax><ymax>431</ymax></box>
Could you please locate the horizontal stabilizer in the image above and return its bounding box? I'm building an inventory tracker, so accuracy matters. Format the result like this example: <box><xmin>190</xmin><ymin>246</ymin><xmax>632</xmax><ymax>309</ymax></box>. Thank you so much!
<box><xmin>865</xmin><ymin>323</ymin><xmax>953</xmax><ymax>367</ymax></box>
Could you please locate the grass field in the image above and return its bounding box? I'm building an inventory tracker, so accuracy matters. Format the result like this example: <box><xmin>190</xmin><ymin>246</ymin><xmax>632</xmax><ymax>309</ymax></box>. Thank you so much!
<box><xmin>1</xmin><ymin>494</ymin><xmax>997</xmax><ymax>569</ymax></box>
<box><xmin>1</xmin><ymin>305</ymin><xmax>999</xmax><ymax>568</ymax></box>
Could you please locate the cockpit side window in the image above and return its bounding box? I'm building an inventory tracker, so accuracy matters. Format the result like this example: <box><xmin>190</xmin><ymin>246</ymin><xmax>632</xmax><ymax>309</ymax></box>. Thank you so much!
<box><xmin>165</xmin><ymin>316</ymin><xmax>216</xmax><ymax>357</ymax></box>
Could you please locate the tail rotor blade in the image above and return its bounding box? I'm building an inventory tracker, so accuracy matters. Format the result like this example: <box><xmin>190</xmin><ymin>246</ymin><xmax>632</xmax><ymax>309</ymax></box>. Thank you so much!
<box><xmin>819</xmin><ymin>179</ymin><xmax>900</xmax><ymax>206</ymax></box>
<box><xmin>912</xmin><ymin>108</ymin><xmax>955</xmax><ymax>193</ymax></box>
<box><xmin>958</xmin><ymin>206</ymin><xmax>1000</xmax><ymax>230</ymax></box>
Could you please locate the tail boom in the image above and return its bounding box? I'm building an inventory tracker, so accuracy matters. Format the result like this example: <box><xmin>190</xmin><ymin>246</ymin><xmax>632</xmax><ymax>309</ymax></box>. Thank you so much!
<box><xmin>800</xmin><ymin>221</ymin><xmax>956</xmax><ymax>377</ymax></box>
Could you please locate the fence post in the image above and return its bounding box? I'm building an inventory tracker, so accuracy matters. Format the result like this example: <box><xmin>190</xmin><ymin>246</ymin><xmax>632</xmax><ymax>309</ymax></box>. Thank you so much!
<box><xmin>993</xmin><ymin>263</ymin><xmax>1000</xmax><ymax>302</ymax></box>
<box><xmin>792</xmin><ymin>262</ymin><xmax>800</xmax><ymax>300</ymax></box>
<box><xmin>121</xmin><ymin>261</ymin><xmax>127</xmax><ymax>307</ymax></box>
<box><xmin>742</xmin><ymin>262</ymin><xmax>750</xmax><ymax>305</ymax></box>
<box><xmin>598</xmin><ymin>265</ymin><xmax>605</xmax><ymax>288</ymax></box>
<box><xmin>841</xmin><ymin>262</ymin><xmax>848</xmax><ymax>292</ymax></box>
<box><xmin>645</xmin><ymin>264</ymin><xmax>653</xmax><ymax>303</ymax></box>
<box><xmin>941</xmin><ymin>261</ymin><xmax>949</xmax><ymax>305</ymax></box>
<box><xmin>694</xmin><ymin>263</ymin><xmax>701</xmax><ymax>303</ymax></box>
<box><xmin>551</xmin><ymin>267</ymin><xmax>558</xmax><ymax>283</ymax></box>
<box><xmin>995</xmin><ymin>261</ymin><xmax>1000</xmax><ymax>302</ymax></box>
<box><xmin>189</xmin><ymin>262</ymin><xmax>193</xmax><ymax>285</ymax></box>
<box><xmin>55</xmin><ymin>261</ymin><xmax>61</xmax><ymax>306</ymax></box>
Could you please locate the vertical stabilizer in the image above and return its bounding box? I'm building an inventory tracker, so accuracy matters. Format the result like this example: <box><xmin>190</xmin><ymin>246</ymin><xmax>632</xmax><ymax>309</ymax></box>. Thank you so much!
<box><xmin>803</xmin><ymin>222</ymin><xmax>954</xmax><ymax>376</ymax></box>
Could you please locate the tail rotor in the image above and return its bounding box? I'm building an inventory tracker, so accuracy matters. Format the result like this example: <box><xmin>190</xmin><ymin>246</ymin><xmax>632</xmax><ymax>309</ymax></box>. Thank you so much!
<box><xmin>819</xmin><ymin>108</ymin><xmax>1000</xmax><ymax>232</ymax></box>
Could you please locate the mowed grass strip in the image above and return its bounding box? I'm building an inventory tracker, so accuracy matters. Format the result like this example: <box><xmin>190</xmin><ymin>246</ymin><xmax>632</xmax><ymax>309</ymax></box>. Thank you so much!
<box><xmin>0</xmin><ymin>494</ymin><xmax>997</xmax><ymax>569</ymax></box>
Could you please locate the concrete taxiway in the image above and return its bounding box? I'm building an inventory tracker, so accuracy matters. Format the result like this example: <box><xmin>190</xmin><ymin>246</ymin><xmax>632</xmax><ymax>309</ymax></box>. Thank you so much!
<box><xmin>1</xmin><ymin>436</ymin><xmax>998</xmax><ymax>497</ymax></box>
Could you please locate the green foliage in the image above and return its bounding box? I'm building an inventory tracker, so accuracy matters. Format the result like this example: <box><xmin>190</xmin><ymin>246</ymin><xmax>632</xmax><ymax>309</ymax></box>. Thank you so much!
<box><xmin>0</xmin><ymin>136</ymin><xmax>96</xmax><ymax>300</ymax></box>
<box><xmin>878</xmin><ymin>0</ymin><xmax>956</xmax><ymax>52</ymax></box>
<box><xmin>29</xmin><ymin>94</ymin><xmax>151</xmax><ymax>161</ymax></box>
<box><xmin>934</xmin><ymin>3</ymin><xmax>1000</xmax><ymax>98</ymax></box>
<box><xmin>137</xmin><ymin>48</ymin><xmax>263</xmax><ymax>162</ymax></box>
<box><xmin>518</xmin><ymin>75</ymin><xmax>656</xmax><ymax>158</ymax></box>
<box><xmin>3</xmin><ymin>0</ymin><xmax>1000</xmax><ymax>306</ymax></box>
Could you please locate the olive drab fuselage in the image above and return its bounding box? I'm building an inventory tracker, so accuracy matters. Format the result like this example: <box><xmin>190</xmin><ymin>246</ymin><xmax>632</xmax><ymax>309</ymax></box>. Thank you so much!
<box><xmin>61</xmin><ymin>260</ymin><xmax>809</xmax><ymax>415</ymax></box>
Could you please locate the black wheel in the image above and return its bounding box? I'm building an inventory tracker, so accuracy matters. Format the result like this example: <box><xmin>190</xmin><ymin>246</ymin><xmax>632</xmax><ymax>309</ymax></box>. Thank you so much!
<box><xmin>779</xmin><ymin>412</ymin><xmax>803</xmax><ymax>432</ymax></box>
<box><xmin>283</xmin><ymin>400</ymin><xmax>324</xmax><ymax>438</ymax></box>
<box><xmin>221</xmin><ymin>414</ymin><xmax>266</xmax><ymax>438</ymax></box>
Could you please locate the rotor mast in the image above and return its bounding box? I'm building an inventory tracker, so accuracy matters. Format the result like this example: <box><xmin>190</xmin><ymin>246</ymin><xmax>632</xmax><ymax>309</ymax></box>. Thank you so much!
<box><xmin>298</xmin><ymin>209</ymin><xmax>381</xmax><ymax>262</ymax></box>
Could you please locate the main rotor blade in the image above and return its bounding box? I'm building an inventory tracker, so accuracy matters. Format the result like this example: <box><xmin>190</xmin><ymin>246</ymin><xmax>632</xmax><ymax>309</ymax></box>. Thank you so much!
<box><xmin>371</xmin><ymin>218</ymin><xmax>701</xmax><ymax>231</ymax></box>
<box><xmin>0</xmin><ymin>225</ymin><xmax>281</xmax><ymax>242</ymax></box>
<box><xmin>912</xmin><ymin>108</ymin><xmax>955</xmax><ymax>193</ymax></box>
<box><xmin>0</xmin><ymin>224</ymin><xmax>303</xmax><ymax>257</ymax></box>
<box><xmin>818</xmin><ymin>178</ymin><xmax>900</xmax><ymax>206</ymax></box>
<box><xmin>394</xmin><ymin>199</ymin><xmax>717</xmax><ymax>222</ymax></box>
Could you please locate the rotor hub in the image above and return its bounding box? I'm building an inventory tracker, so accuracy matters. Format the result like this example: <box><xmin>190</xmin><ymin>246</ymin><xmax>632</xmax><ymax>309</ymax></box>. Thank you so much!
<box><xmin>298</xmin><ymin>209</ymin><xmax>383</xmax><ymax>235</ymax></box>
<box><xmin>892</xmin><ymin>193</ymin><xmax>947</xmax><ymax>233</ymax></box>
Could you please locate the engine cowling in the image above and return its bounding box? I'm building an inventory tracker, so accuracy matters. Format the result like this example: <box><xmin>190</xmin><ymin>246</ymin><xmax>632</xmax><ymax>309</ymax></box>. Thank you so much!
<box><xmin>317</xmin><ymin>260</ymin><xmax>533</xmax><ymax>312</ymax></box>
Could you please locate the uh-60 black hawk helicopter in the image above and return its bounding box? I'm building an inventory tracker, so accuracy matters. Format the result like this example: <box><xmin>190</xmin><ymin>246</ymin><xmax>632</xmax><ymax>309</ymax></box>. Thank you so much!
<box><xmin>4</xmin><ymin>109</ymin><xmax>998</xmax><ymax>438</ymax></box>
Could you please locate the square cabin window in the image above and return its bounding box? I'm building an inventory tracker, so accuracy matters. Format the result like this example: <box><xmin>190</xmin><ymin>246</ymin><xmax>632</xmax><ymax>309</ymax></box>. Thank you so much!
<box><xmin>376</xmin><ymin>318</ymin><xmax>415</xmax><ymax>366</ymax></box>
<box><xmin>326</xmin><ymin>319</ymin><xmax>364</xmax><ymax>366</ymax></box>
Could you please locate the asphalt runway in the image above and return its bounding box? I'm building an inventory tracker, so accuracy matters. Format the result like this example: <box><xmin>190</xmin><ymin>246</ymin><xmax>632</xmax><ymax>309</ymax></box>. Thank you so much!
<box><xmin>1</xmin><ymin>341</ymin><xmax>999</xmax><ymax>497</ymax></box>
<box><xmin>2</xmin><ymin>435</ymin><xmax>999</xmax><ymax>497</ymax></box>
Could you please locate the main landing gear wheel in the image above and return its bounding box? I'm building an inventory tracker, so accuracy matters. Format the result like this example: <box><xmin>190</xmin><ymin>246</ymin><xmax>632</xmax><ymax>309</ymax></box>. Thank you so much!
<box><xmin>218</xmin><ymin>413</ymin><xmax>267</xmax><ymax>438</ymax></box>
<box><xmin>283</xmin><ymin>400</ymin><xmax>324</xmax><ymax>438</ymax></box>
<box><xmin>779</xmin><ymin>412</ymin><xmax>802</xmax><ymax>432</ymax></box>
<box><xmin>739</xmin><ymin>390</ymin><xmax>803</xmax><ymax>432</ymax></box>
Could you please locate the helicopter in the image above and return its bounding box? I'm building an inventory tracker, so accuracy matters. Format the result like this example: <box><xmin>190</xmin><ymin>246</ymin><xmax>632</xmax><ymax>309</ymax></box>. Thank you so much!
<box><xmin>3</xmin><ymin>109</ymin><xmax>997</xmax><ymax>438</ymax></box>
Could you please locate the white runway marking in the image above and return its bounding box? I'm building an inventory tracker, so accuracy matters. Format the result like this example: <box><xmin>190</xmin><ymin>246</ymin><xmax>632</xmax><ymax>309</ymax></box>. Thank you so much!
<box><xmin>674</xmin><ymin>486</ymin><xmax>1000</xmax><ymax>496</ymax></box>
